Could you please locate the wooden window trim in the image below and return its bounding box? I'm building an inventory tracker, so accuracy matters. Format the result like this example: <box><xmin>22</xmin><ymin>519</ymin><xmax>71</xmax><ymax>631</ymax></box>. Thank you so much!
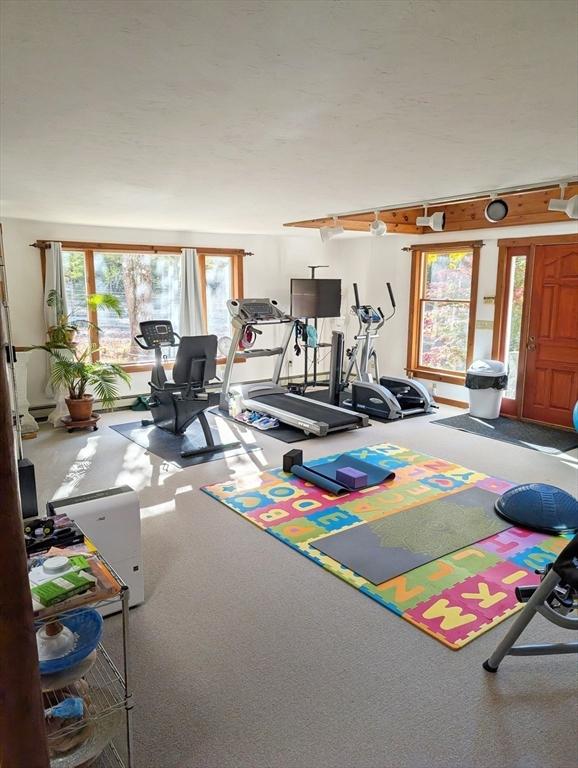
<box><xmin>497</xmin><ymin>233</ymin><xmax>578</xmax><ymax>248</ymax></box>
<box><xmin>406</xmin><ymin>242</ymin><xmax>480</xmax><ymax>382</ymax></box>
<box><xmin>40</xmin><ymin>242</ymin><xmax>244</xmax><ymax>369</ymax></box>
<box><xmin>408</xmin><ymin>239</ymin><xmax>484</xmax><ymax>252</ymax></box>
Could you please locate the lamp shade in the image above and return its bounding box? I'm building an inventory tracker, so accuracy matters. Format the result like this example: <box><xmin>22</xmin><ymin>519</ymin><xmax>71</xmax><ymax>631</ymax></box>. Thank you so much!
<box><xmin>548</xmin><ymin>194</ymin><xmax>578</xmax><ymax>219</ymax></box>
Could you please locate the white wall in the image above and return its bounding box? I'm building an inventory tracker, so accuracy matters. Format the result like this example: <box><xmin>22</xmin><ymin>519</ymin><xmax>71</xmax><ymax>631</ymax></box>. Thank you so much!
<box><xmin>1</xmin><ymin>218</ymin><xmax>362</xmax><ymax>407</ymax></box>
<box><xmin>340</xmin><ymin>220</ymin><xmax>577</xmax><ymax>403</ymax></box>
<box><xmin>3</xmin><ymin>216</ymin><xmax>575</xmax><ymax>409</ymax></box>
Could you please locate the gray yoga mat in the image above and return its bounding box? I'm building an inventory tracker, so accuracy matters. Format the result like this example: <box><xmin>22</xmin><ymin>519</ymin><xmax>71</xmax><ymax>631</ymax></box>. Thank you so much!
<box><xmin>110</xmin><ymin>414</ymin><xmax>257</xmax><ymax>468</ymax></box>
<box><xmin>433</xmin><ymin>414</ymin><xmax>578</xmax><ymax>454</ymax></box>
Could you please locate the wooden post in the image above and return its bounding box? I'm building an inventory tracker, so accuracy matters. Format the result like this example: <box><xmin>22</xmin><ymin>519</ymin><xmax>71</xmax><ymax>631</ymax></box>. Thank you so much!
<box><xmin>0</xmin><ymin>308</ymin><xmax>50</xmax><ymax>766</ymax></box>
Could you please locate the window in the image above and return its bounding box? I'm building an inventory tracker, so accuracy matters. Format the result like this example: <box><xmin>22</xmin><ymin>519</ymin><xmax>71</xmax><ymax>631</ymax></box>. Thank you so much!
<box><xmin>92</xmin><ymin>251</ymin><xmax>181</xmax><ymax>363</ymax></box>
<box><xmin>57</xmin><ymin>243</ymin><xmax>244</xmax><ymax>368</ymax></box>
<box><xmin>491</xmin><ymin>243</ymin><xmax>531</xmax><ymax>415</ymax></box>
<box><xmin>503</xmin><ymin>254</ymin><xmax>527</xmax><ymax>399</ymax></box>
<box><xmin>201</xmin><ymin>255</ymin><xmax>234</xmax><ymax>339</ymax></box>
<box><xmin>407</xmin><ymin>243</ymin><xmax>480</xmax><ymax>382</ymax></box>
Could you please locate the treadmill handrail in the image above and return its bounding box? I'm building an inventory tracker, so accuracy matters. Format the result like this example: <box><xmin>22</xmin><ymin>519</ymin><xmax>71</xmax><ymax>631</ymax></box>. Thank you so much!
<box><xmin>237</xmin><ymin>347</ymin><xmax>285</xmax><ymax>357</ymax></box>
<box><xmin>220</xmin><ymin>299</ymin><xmax>296</xmax><ymax>405</ymax></box>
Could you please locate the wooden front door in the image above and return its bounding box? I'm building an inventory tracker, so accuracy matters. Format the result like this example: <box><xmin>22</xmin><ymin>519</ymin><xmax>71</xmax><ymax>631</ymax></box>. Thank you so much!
<box><xmin>522</xmin><ymin>243</ymin><xmax>578</xmax><ymax>427</ymax></box>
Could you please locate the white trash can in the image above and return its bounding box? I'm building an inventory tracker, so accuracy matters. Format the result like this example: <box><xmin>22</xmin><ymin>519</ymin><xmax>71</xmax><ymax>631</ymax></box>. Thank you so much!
<box><xmin>466</xmin><ymin>360</ymin><xmax>508</xmax><ymax>419</ymax></box>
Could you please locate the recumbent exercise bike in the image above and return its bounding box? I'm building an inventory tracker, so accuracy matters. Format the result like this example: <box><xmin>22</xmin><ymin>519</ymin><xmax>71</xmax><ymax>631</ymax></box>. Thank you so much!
<box><xmin>135</xmin><ymin>321</ymin><xmax>240</xmax><ymax>459</ymax></box>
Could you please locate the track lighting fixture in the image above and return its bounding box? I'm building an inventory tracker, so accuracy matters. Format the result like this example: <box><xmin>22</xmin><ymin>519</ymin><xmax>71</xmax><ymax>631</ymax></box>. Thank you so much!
<box><xmin>548</xmin><ymin>184</ymin><xmax>578</xmax><ymax>219</ymax></box>
<box><xmin>369</xmin><ymin>211</ymin><xmax>387</xmax><ymax>236</ymax></box>
<box><xmin>319</xmin><ymin>216</ymin><xmax>344</xmax><ymax>242</ymax></box>
<box><xmin>416</xmin><ymin>206</ymin><xmax>445</xmax><ymax>232</ymax></box>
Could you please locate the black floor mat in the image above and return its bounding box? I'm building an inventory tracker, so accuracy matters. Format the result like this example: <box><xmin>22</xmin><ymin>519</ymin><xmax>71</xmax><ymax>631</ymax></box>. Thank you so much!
<box><xmin>212</xmin><ymin>408</ymin><xmax>310</xmax><ymax>443</ymax></box>
<box><xmin>110</xmin><ymin>413</ymin><xmax>259</xmax><ymax>467</ymax></box>
<box><xmin>433</xmin><ymin>414</ymin><xmax>578</xmax><ymax>454</ymax></box>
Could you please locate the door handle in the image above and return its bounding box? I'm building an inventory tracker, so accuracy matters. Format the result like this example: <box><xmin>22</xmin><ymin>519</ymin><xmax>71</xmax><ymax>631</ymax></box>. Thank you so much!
<box><xmin>527</xmin><ymin>342</ymin><xmax>536</xmax><ymax>351</ymax></box>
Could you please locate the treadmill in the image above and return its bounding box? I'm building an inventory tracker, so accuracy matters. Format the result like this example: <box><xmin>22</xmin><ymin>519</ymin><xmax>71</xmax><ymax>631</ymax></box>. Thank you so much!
<box><xmin>220</xmin><ymin>298</ymin><xmax>368</xmax><ymax>437</ymax></box>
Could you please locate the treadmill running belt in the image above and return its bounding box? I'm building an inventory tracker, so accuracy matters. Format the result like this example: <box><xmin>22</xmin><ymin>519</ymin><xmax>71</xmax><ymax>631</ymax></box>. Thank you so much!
<box><xmin>253</xmin><ymin>393</ymin><xmax>360</xmax><ymax>428</ymax></box>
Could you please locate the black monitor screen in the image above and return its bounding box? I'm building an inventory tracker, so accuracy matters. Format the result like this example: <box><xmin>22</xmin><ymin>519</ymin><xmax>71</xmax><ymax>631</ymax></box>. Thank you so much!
<box><xmin>290</xmin><ymin>278</ymin><xmax>341</xmax><ymax>318</ymax></box>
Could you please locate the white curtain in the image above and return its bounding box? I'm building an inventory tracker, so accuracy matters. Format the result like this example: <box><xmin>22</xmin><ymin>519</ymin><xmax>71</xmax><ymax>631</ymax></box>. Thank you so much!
<box><xmin>44</xmin><ymin>241</ymin><xmax>69</xmax><ymax>424</ymax></box>
<box><xmin>179</xmin><ymin>248</ymin><xmax>204</xmax><ymax>336</ymax></box>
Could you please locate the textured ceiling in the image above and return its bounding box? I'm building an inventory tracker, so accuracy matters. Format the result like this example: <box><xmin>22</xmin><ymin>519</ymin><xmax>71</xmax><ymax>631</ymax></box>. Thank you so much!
<box><xmin>1</xmin><ymin>0</ymin><xmax>577</xmax><ymax>233</ymax></box>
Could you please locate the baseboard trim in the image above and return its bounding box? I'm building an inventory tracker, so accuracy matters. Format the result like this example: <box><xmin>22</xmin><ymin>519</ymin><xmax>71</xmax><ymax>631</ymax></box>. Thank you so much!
<box><xmin>435</xmin><ymin>396</ymin><xmax>468</xmax><ymax>409</ymax></box>
<box><xmin>29</xmin><ymin>373</ymin><xmax>327</xmax><ymax>418</ymax></box>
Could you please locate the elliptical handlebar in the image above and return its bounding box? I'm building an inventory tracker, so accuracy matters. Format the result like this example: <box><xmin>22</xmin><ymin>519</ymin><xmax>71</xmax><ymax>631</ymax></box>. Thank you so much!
<box><xmin>384</xmin><ymin>282</ymin><xmax>396</xmax><ymax>321</ymax></box>
<box><xmin>353</xmin><ymin>283</ymin><xmax>360</xmax><ymax>310</ymax></box>
<box><xmin>386</xmin><ymin>282</ymin><xmax>396</xmax><ymax>310</ymax></box>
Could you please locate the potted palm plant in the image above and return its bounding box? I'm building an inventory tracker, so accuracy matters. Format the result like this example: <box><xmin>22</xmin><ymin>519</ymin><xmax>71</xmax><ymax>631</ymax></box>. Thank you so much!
<box><xmin>47</xmin><ymin>345</ymin><xmax>131</xmax><ymax>423</ymax></box>
<box><xmin>46</xmin><ymin>289</ymin><xmax>123</xmax><ymax>347</ymax></box>
<box><xmin>41</xmin><ymin>289</ymin><xmax>130</xmax><ymax>426</ymax></box>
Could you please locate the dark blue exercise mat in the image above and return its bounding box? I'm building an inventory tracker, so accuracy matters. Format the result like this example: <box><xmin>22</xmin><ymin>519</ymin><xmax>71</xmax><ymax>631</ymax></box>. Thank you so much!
<box><xmin>293</xmin><ymin>455</ymin><xmax>395</xmax><ymax>494</ymax></box>
<box><xmin>110</xmin><ymin>415</ymin><xmax>258</xmax><ymax>468</ymax></box>
<box><xmin>433</xmin><ymin>414</ymin><xmax>578</xmax><ymax>454</ymax></box>
<box><xmin>292</xmin><ymin>465</ymin><xmax>347</xmax><ymax>495</ymax></box>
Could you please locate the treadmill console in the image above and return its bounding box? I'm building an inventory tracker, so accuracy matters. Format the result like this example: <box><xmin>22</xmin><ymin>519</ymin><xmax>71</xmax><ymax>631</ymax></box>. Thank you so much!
<box><xmin>138</xmin><ymin>320</ymin><xmax>178</xmax><ymax>348</ymax></box>
<box><xmin>227</xmin><ymin>298</ymin><xmax>290</xmax><ymax>324</ymax></box>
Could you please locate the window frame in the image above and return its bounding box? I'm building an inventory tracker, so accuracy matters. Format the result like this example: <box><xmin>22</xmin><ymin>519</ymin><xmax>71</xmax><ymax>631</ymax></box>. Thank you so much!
<box><xmin>38</xmin><ymin>241</ymin><xmax>244</xmax><ymax>371</ymax></box>
<box><xmin>406</xmin><ymin>241</ymin><xmax>481</xmax><ymax>385</ymax></box>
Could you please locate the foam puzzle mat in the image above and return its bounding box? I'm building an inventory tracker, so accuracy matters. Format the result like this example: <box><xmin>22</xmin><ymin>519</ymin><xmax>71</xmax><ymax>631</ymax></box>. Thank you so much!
<box><xmin>202</xmin><ymin>443</ymin><xmax>570</xmax><ymax>649</ymax></box>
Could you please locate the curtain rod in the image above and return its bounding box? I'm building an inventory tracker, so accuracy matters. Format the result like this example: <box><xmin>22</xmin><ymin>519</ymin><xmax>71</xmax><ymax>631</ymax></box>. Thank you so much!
<box><xmin>30</xmin><ymin>241</ymin><xmax>253</xmax><ymax>256</ymax></box>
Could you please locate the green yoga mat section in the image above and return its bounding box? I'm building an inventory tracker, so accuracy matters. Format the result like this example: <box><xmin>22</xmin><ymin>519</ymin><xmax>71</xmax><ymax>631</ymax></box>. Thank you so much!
<box><xmin>203</xmin><ymin>442</ymin><xmax>570</xmax><ymax>649</ymax></box>
<box><xmin>312</xmin><ymin>486</ymin><xmax>509</xmax><ymax>585</ymax></box>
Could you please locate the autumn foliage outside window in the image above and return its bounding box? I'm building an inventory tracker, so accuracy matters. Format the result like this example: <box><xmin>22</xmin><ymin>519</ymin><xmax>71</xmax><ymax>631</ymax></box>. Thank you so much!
<box><xmin>407</xmin><ymin>244</ymin><xmax>480</xmax><ymax>380</ymax></box>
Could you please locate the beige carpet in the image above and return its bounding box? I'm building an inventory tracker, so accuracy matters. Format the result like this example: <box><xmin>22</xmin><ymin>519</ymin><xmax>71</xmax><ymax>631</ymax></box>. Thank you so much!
<box><xmin>25</xmin><ymin>406</ymin><xmax>578</xmax><ymax>768</ymax></box>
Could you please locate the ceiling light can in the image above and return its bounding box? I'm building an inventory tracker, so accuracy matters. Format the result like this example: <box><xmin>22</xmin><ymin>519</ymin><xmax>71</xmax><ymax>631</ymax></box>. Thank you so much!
<box><xmin>485</xmin><ymin>198</ymin><xmax>509</xmax><ymax>222</ymax></box>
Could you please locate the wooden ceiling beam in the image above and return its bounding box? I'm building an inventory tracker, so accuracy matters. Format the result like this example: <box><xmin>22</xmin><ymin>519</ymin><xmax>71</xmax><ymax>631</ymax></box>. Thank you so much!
<box><xmin>284</xmin><ymin>183</ymin><xmax>578</xmax><ymax>235</ymax></box>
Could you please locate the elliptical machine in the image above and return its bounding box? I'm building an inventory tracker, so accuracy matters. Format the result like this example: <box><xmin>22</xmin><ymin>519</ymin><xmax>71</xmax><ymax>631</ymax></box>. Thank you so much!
<box><xmin>135</xmin><ymin>321</ymin><xmax>240</xmax><ymax>458</ymax></box>
<box><xmin>332</xmin><ymin>283</ymin><xmax>436</xmax><ymax>420</ymax></box>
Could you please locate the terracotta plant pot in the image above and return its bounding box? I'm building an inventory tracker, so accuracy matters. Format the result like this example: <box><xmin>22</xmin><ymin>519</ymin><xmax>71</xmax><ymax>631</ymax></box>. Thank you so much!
<box><xmin>66</xmin><ymin>395</ymin><xmax>94</xmax><ymax>422</ymax></box>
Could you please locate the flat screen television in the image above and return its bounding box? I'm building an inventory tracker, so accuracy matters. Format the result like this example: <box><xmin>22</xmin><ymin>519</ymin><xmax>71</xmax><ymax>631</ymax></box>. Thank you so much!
<box><xmin>290</xmin><ymin>278</ymin><xmax>341</xmax><ymax>319</ymax></box>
